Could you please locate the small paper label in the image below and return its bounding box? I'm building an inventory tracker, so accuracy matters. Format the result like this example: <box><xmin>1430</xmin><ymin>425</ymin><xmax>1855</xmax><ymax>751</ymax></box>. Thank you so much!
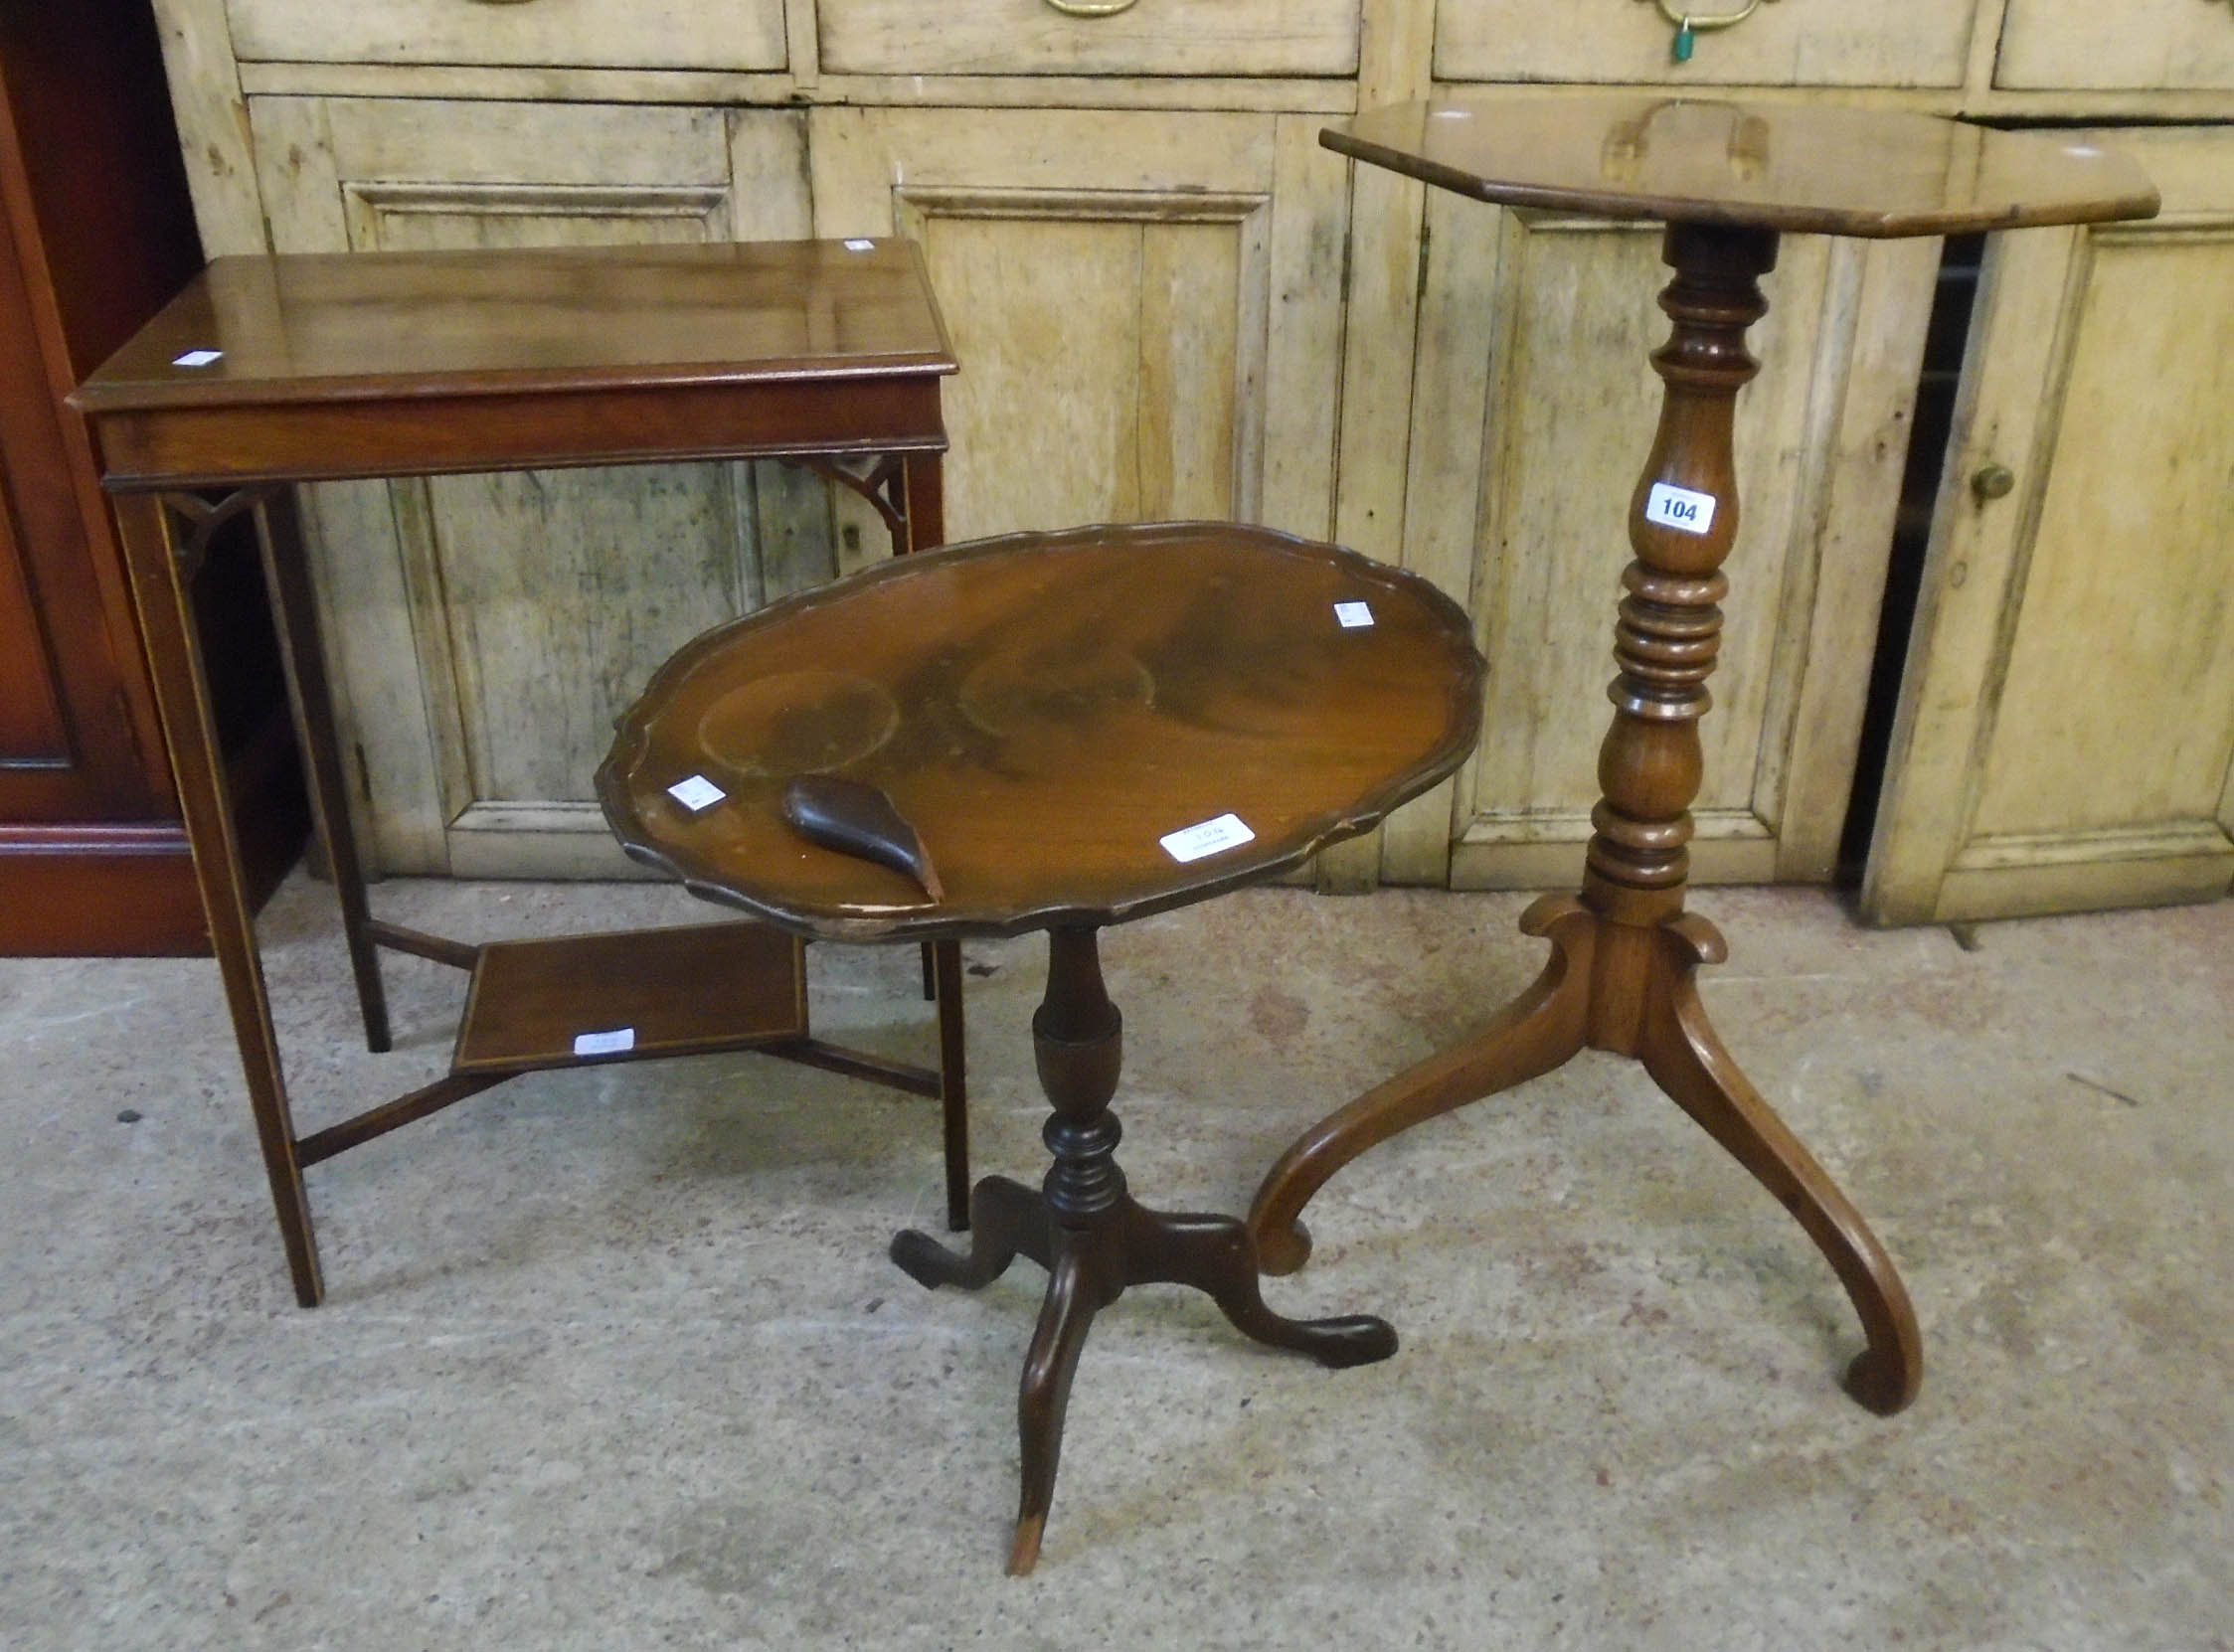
<box><xmin>1643</xmin><ymin>482</ymin><xmax>1717</xmax><ymax>536</ymax></box>
<box><xmin>666</xmin><ymin>773</ymin><xmax>726</xmax><ymax>813</ymax></box>
<box><xmin>1334</xmin><ymin>600</ymin><xmax>1375</xmax><ymax>629</ymax></box>
<box><xmin>1159</xmin><ymin>813</ymin><xmax>1256</xmax><ymax>864</ymax></box>
<box><xmin>172</xmin><ymin>349</ymin><xmax>223</xmax><ymax>368</ymax></box>
<box><xmin>843</xmin><ymin>239</ymin><xmax>876</xmax><ymax>251</ymax></box>
<box><xmin>573</xmin><ymin>1028</ymin><xmax>635</xmax><ymax>1057</ymax></box>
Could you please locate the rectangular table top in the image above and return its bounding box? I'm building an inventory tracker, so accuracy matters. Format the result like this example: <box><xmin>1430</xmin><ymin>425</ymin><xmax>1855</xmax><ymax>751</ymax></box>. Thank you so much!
<box><xmin>75</xmin><ymin>240</ymin><xmax>956</xmax><ymax>414</ymax></box>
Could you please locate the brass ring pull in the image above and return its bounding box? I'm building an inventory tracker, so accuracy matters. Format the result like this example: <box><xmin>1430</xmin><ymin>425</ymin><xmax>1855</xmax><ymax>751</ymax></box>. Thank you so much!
<box><xmin>1645</xmin><ymin>0</ymin><xmax>1772</xmax><ymax>26</ymax></box>
<box><xmin>1042</xmin><ymin>0</ymin><xmax>1141</xmax><ymax>15</ymax></box>
<box><xmin>1637</xmin><ymin>0</ymin><xmax>1779</xmax><ymax>62</ymax></box>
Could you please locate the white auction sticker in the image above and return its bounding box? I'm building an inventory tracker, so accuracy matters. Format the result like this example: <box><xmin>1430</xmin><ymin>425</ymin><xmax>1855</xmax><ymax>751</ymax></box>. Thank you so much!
<box><xmin>1643</xmin><ymin>481</ymin><xmax>1717</xmax><ymax>536</ymax></box>
<box><xmin>573</xmin><ymin>1027</ymin><xmax>636</xmax><ymax>1057</ymax></box>
<box><xmin>843</xmin><ymin>239</ymin><xmax>876</xmax><ymax>251</ymax></box>
<box><xmin>1159</xmin><ymin>813</ymin><xmax>1256</xmax><ymax>864</ymax></box>
<box><xmin>172</xmin><ymin>349</ymin><xmax>223</xmax><ymax>368</ymax></box>
<box><xmin>667</xmin><ymin>773</ymin><xmax>726</xmax><ymax>812</ymax></box>
<box><xmin>1334</xmin><ymin>600</ymin><xmax>1376</xmax><ymax>629</ymax></box>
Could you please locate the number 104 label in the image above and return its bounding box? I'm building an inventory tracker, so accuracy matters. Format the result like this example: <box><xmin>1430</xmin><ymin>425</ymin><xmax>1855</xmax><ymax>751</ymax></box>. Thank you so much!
<box><xmin>1643</xmin><ymin>482</ymin><xmax>1717</xmax><ymax>536</ymax></box>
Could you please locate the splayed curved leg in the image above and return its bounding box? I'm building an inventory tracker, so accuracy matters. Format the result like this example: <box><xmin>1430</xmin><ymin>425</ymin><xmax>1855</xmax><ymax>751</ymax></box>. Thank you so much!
<box><xmin>1635</xmin><ymin>920</ymin><xmax>1923</xmax><ymax>1414</ymax></box>
<box><xmin>1009</xmin><ymin>1246</ymin><xmax>1106</xmax><ymax>1575</ymax></box>
<box><xmin>1127</xmin><ymin>1206</ymin><xmax>1398</xmax><ymax>1367</ymax></box>
<box><xmin>892</xmin><ymin>1174</ymin><xmax>1049</xmax><ymax>1291</ymax></box>
<box><xmin>1241</xmin><ymin>223</ymin><xmax>1921</xmax><ymax>1417</ymax></box>
<box><xmin>1247</xmin><ymin>896</ymin><xmax>1594</xmax><ymax>1274</ymax></box>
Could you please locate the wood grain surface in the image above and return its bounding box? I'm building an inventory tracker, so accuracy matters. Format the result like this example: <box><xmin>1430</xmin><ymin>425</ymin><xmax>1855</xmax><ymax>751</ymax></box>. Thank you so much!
<box><xmin>1328</xmin><ymin>92</ymin><xmax>2158</xmax><ymax>238</ymax></box>
<box><xmin>75</xmin><ymin>240</ymin><xmax>955</xmax><ymax>411</ymax></box>
<box><xmin>601</xmin><ymin>521</ymin><xmax>1483</xmax><ymax>938</ymax></box>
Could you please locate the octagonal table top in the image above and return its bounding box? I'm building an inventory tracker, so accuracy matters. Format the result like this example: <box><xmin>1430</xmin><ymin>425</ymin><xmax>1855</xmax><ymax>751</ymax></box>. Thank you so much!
<box><xmin>1325</xmin><ymin>91</ymin><xmax>2158</xmax><ymax>239</ymax></box>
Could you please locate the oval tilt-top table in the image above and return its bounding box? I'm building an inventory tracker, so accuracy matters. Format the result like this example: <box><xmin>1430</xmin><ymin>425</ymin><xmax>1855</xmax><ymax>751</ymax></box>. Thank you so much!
<box><xmin>1246</xmin><ymin>93</ymin><xmax>2159</xmax><ymax>1416</ymax></box>
<box><xmin>599</xmin><ymin>521</ymin><xmax>1484</xmax><ymax>1571</ymax></box>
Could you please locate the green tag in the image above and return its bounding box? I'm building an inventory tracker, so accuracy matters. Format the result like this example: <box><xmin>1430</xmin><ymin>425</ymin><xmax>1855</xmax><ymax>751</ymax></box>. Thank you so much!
<box><xmin>1673</xmin><ymin>21</ymin><xmax>1696</xmax><ymax>62</ymax></box>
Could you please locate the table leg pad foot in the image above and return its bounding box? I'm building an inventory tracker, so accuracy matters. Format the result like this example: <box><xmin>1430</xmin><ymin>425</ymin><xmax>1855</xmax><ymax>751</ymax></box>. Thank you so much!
<box><xmin>1842</xmin><ymin>1345</ymin><xmax>1920</xmax><ymax>1416</ymax></box>
<box><xmin>1293</xmin><ymin>1314</ymin><xmax>1399</xmax><ymax>1369</ymax></box>
<box><xmin>893</xmin><ymin>1175</ymin><xmax>1047</xmax><ymax>1291</ymax></box>
<box><xmin>1125</xmin><ymin>1207</ymin><xmax>1398</xmax><ymax>1370</ymax></box>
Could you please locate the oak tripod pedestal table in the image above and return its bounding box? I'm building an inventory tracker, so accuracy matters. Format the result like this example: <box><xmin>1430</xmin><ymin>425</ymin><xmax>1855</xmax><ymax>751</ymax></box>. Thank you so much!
<box><xmin>599</xmin><ymin>522</ymin><xmax>1485</xmax><ymax>1571</ymax></box>
<box><xmin>1246</xmin><ymin>93</ymin><xmax>2159</xmax><ymax>1414</ymax></box>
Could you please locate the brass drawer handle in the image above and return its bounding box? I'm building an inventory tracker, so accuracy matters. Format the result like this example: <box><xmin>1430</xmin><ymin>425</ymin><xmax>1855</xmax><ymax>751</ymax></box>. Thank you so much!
<box><xmin>1637</xmin><ymin>0</ymin><xmax>1780</xmax><ymax>62</ymax></box>
<box><xmin>1043</xmin><ymin>0</ymin><xmax>1141</xmax><ymax>15</ymax></box>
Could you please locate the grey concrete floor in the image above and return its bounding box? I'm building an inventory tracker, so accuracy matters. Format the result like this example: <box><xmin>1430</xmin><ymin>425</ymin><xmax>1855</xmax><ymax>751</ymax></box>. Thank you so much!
<box><xmin>2</xmin><ymin>874</ymin><xmax>2229</xmax><ymax>1650</ymax></box>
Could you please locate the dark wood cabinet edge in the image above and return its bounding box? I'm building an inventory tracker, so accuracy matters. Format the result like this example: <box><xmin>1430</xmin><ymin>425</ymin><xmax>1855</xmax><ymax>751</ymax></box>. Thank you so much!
<box><xmin>0</xmin><ymin>8</ymin><xmax>201</xmax><ymax>813</ymax></box>
<box><xmin>0</xmin><ymin>700</ymin><xmax>304</xmax><ymax>956</ymax></box>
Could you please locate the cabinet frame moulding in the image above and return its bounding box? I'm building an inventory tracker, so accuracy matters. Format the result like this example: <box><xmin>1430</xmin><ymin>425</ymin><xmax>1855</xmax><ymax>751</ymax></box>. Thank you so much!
<box><xmin>893</xmin><ymin>184</ymin><xmax>1272</xmax><ymax>526</ymax></box>
<box><xmin>342</xmin><ymin>181</ymin><xmax>737</xmax><ymax>246</ymax></box>
<box><xmin>1950</xmin><ymin>217</ymin><xmax>2234</xmax><ymax>893</ymax></box>
<box><xmin>230</xmin><ymin>62</ymin><xmax>1361</xmax><ymax>114</ymax></box>
<box><xmin>1864</xmin><ymin>130</ymin><xmax>2234</xmax><ymax>923</ymax></box>
<box><xmin>1401</xmin><ymin>78</ymin><xmax>2234</xmax><ymax>125</ymax></box>
<box><xmin>246</xmin><ymin>95</ymin><xmax>821</xmax><ymax>876</ymax></box>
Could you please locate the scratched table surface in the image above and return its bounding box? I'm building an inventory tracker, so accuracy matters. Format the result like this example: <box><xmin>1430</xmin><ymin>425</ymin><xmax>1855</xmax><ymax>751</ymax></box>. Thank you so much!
<box><xmin>600</xmin><ymin>521</ymin><xmax>1485</xmax><ymax>941</ymax></box>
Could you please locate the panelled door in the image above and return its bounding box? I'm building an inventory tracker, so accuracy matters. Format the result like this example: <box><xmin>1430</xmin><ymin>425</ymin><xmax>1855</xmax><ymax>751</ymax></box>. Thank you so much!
<box><xmin>250</xmin><ymin>96</ymin><xmax>834</xmax><ymax>876</ymax></box>
<box><xmin>1382</xmin><ymin>186</ymin><xmax>1941</xmax><ymax>888</ymax></box>
<box><xmin>808</xmin><ymin>106</ymin><xmax>1349</xmax><ymax>546</ymax></box>
<box><xmin>1864</xmin><ymin>130</ymin><xmax>2234</xmax><ymax>924</ymax></box>
<box><xmin>0</xmin><ymin>202</ymin><xmax>163</xmax><ymax>826</ymax></box>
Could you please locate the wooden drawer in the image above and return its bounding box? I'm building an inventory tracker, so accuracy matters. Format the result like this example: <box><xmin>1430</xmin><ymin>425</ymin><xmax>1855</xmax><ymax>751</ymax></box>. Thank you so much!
<box><xmin>225</xmin><ymin>0</ymin><xmax>785</xmax><ymax>73</ymax></box>
<box><xmin>1435</xmin><ymin>0</ymin><xmax>1976</xmax><ymax>87</ymax></box>
<box><xmin>1995</xmin><ymin>0</ymin><xmax>2234</xmax><ymax>90</ymax></box>
<box><xmin>816</xmin><ymin>0</ymin><xmax>1359</xmax><ymax>78</ymax></box>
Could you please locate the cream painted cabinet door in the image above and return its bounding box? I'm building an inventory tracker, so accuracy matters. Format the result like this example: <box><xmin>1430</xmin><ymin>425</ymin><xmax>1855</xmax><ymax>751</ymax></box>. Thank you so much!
<box><xmin>250</xmin><ymin>96</ymin><xmax>832</xmax><ymax>877</ymax></box>
<box><xmin>1864</xmin><ymin>131</ymin><xmax>2234</xmax><ymax>924</ymax></box>
<box><xmin>808</xmin><ymin>107</ymin><xmax>1348</xmax><ymax>544</ymax></box>
<box><xmin>1384</xmin><ymin>191</ymin><xmax>1939</xmax><ymax>888</ymax></box>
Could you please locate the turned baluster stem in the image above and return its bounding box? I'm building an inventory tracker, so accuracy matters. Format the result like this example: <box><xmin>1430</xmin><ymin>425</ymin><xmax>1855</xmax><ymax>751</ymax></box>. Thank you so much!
<box><xmin>1582</xmin><ymin>221</ymin><xmax>1778</xmax><ymax>1053</ymax></box>
<box><xmin>1034</xmin><ymin>925</ymin><xmax>1127</xmax><ymax>1224</ymax></box>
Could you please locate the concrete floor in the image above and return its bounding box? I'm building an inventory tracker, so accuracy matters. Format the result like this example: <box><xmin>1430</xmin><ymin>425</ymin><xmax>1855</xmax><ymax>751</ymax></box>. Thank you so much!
<box><xmin>1</xmin><ymin>874</ymin><xmax>2228</xmax><ymax>1650</ymax></box>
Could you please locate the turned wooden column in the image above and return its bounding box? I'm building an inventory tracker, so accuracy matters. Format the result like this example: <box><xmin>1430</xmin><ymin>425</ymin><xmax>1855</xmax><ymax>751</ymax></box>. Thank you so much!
<box><xmin>893</xmin><ymin>921</ymin><xmax>1400</xmax><ymax>1573</ymax></box>
<box><xmin>1034</xmin><ymin>926</ymin><xmax>1127</xmax><ymax>1225</ymax></box>
<box><xmin>1581</xmin><ymin>221</ymin><xmax>1775</xmax><ymax>1052</ymax></box>
<box><xmin>1248</xmin><ymin>218</ymin><xmax>1922</xmax><ymax>1415</ymax></box>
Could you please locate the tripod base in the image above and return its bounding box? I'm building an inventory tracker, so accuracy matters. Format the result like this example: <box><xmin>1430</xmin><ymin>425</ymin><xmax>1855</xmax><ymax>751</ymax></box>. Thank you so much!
<box><xmin>1246</xmin><ymin>894</ymin><xmax>1923</xmax><ymax>1416</ymax></box>
<box><xmin>895</xmin><ymin>926</ymin><xmax>1397</xmax><ymax>1572</ymax></box>
<box><xmin>895</xmin><ymin>1175</ymin><xmax>1396</xmax><ymax>1574</ymax></box>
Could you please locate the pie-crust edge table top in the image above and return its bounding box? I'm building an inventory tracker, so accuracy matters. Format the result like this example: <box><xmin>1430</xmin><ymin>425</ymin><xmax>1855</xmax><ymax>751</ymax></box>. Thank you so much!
<box><xmin>1326</xmin><ymin>90</ymin><xmax>2160</xmax><ymax>238</ymax></box>
<box><xmin>599</xmin><ymin>520</ymin><xmax>1487</xmax><ymax>943</ymax></box>
<box><xmin>596</xmin><ymin>518</ymin><xmax>1483</xmax><ymax>1575</ymax></box>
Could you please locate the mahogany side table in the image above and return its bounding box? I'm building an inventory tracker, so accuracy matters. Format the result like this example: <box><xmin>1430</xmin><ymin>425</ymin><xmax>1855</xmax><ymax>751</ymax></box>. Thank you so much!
<box><xmin>599</xmin><ymin>521</ymin><xmax>1485</xmax><ymax>1571</ymax></box>
<box><xmin>1246</xmin><ymin>94</ymin><xmax>2159</xmax><ymax>1415</ymax></box>
<box><xmin>71</xmin><ymin>241</ymin><xmax>969</xmax><ymax>1309</ymax></box>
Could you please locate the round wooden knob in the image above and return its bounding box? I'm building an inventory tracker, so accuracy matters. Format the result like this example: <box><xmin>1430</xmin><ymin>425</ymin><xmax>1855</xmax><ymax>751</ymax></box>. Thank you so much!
<box><xmin>1972</xmin><ymin>463</ymin><xmax>2016</xmax><ymax>501</ymax></box>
